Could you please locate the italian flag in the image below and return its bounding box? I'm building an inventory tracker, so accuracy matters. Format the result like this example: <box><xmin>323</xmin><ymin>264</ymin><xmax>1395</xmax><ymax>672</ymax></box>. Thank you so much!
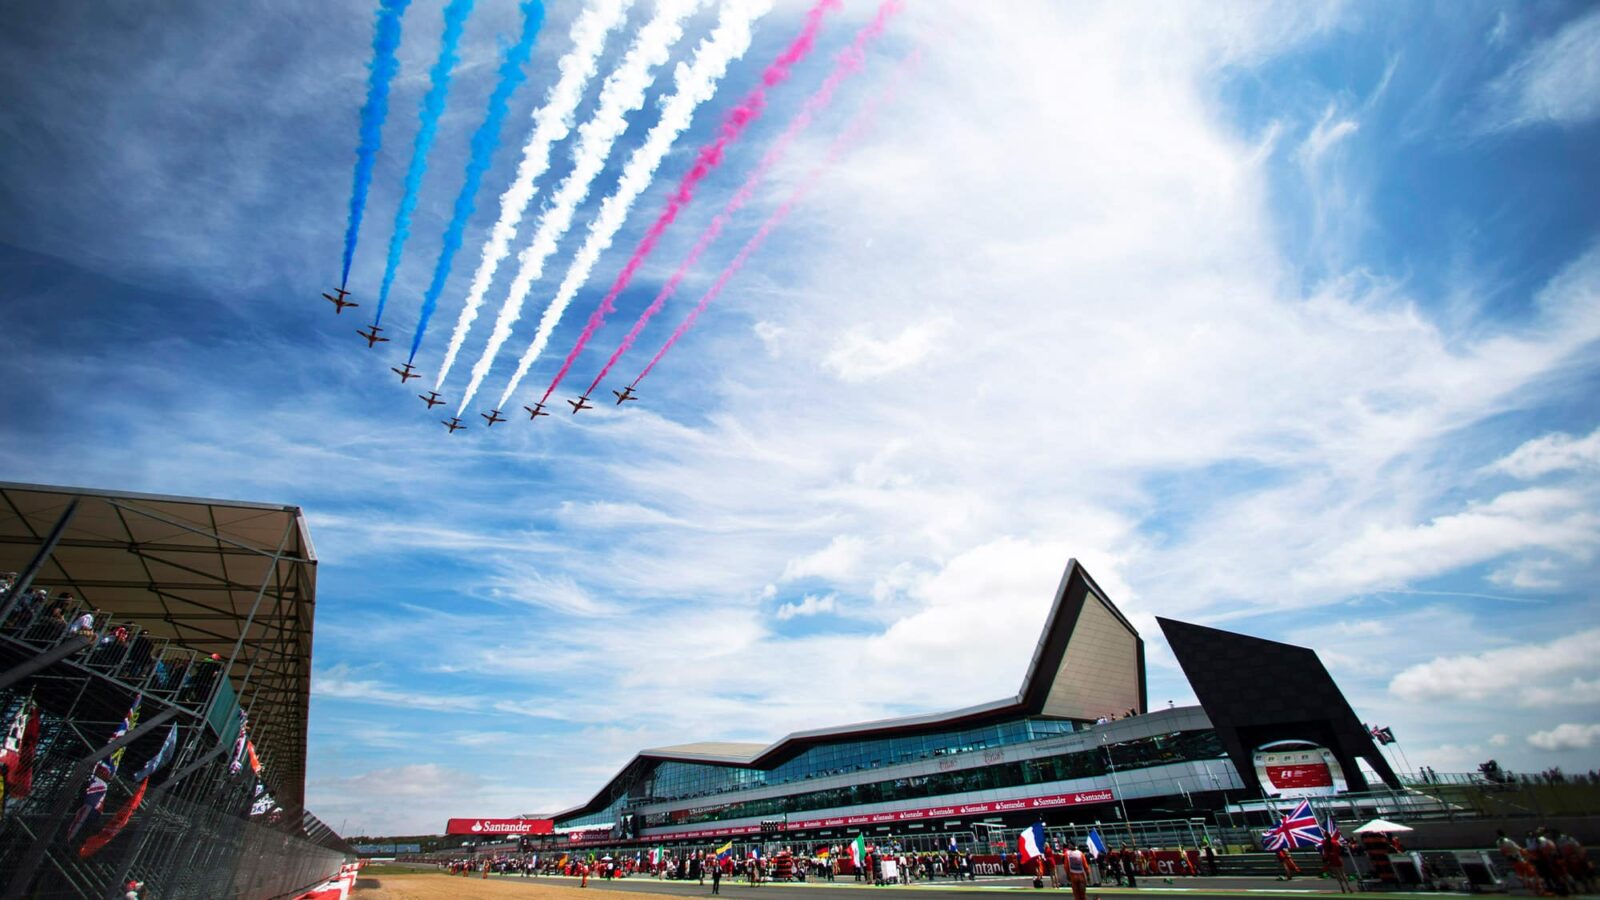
<box><xmin>850</xmin><ymin>834</ymin><xmax>867</xmax><ymax>867</ymax></box>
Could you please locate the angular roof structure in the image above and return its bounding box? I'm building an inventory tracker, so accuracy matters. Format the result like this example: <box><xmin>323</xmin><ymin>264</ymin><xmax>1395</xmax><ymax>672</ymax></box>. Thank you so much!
<box><xmin>0</xmin><ymin>481</ymin><xmax>318</xmax><ymax>810</ymax></box>
<box><xmin>549</xmin><ymin>559</ymin><xmax>1145</xmax><ymax>821</ymax></box>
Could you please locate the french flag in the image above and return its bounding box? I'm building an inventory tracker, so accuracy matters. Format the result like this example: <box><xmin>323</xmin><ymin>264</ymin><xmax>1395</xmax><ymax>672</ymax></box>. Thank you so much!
<box><xmin>1018</xmin><ymin>822</ymin><xmax>1047</xmax><ymax>864</ymax></box>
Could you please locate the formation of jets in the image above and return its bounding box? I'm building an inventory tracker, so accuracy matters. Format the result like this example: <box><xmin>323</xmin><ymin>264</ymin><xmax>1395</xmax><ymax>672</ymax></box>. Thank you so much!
<box><xmin>321</xmin><ymin>291</ymin><xmax>646</xmax><ymax>434</ymax></box>
<box><xmin>323</xmin><ymin>287</ymin><xmax>359</xmax><ymax>314</ymax></box>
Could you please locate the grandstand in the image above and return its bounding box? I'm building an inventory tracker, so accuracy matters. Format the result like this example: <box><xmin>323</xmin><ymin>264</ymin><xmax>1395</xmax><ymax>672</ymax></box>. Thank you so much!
<box><xmin>0</xmin><ymin>482</ymin><xmax>352</xmax><ymax>899</ymax></box>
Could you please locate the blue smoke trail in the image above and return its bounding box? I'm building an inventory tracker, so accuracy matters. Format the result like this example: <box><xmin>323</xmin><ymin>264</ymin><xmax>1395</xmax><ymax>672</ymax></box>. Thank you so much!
<box><xmin>408</xmin><ymin>0</ymin><xmax>545</xmax><ymax>363</ymax></box>
<box><xmin>372</xmin><ymin>0</ymin><xmax>477</xmax><ymax>325</ymax></box>
<box><xmin>340</xmin><ymin>0</ymin><xmax>413</xmax><ymax>290</ymax></box>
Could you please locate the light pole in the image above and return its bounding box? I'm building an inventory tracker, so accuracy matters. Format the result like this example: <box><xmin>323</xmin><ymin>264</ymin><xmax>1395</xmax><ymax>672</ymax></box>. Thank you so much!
<box><xmin>1101</xmin><ymin>733</ymin><xmax>1136</xmax><ymax>847</ymax></box>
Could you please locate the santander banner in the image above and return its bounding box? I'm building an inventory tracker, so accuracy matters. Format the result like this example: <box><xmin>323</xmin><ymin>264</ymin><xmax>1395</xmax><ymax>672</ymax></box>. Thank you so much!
<box><xmin>445</xmin><ymin>818</ymin><xmax>554</xmax><ymax>836</ymax></box>
<box><xmin>645</xmin><ymin>790</ymin><xmax>1115</xmax><ymax>842</ymax></box>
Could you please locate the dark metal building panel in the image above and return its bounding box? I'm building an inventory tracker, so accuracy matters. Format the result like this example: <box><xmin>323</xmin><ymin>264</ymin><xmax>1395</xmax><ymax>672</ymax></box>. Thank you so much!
<box><xmin>1156</xmin><ymin>616</ymin><xmax>1399</xmax><ymax>796</ymax></box>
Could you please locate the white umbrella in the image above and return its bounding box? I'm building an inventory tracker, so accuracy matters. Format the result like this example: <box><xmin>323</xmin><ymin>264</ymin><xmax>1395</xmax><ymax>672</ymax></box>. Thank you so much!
<box><xmin>1353</xmin><ymin>818</ymin><xmax>1413</xmax><ymax>833</ymax></box>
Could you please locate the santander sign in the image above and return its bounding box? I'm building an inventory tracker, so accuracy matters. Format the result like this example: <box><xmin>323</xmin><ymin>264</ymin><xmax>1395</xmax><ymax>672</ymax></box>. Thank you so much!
<box><xmin>445</xmin><ymin>818</ymin><xmax>554</xmax><ymax>836</ymax></box>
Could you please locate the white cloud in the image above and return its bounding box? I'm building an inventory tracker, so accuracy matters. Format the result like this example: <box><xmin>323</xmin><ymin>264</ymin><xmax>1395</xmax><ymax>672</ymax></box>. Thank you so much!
<box><xmin>754</xmin><ymin>321</ymin><xmax>785</xmax><ymax>358</ymax></box>
<box><xmin>1389</xmin><ymin>629</ymin><xmax>1600</xmax><ymax>706</ymax></box>
<box><xmin>776</xmin><ymin>592</ymin><xmax>836</xmax><ymax>620</ymax></box>
<box><xmin>1492</xmin><ymin>427</ymin><xmax>1600</xmax><ymax>479</ymax></box>
<box><xmin>1298</xmin><ymin>487</ymin><xmax>1599</xmax><ymax>596</ymax></box>
<box><xmin>1482</xmin><ymin>9</ymin><xmax>1600</xmax><ymax>130</ymax></box>
<box><xmin>1488</xmin><ymin>733</ymin><xmax>1509</xmax><ymax>747</ymax></box>
<box><xmin>780</xmin><ymin>535</ymin><xmax>868</xmax><ymax>583</ymax></box>
<box><xmin>1528</xmin><ymin>723</ymin><xmax>1600</xmax><ymax>751</ymax></box>
<box><xmin>823</xmin><ymin>318</ymin><xmax>951</xmax><ymax>382</ymax></box>
<box><xmin>1487</xmin><ymin>558</ymin><xmax>1562</xmax><ymax>590</ymax></box>
<box><xmin>1297</xmin><ymin>103</ymin><xmax>1359</xmax><ymax>167</ymax></box>
<box><xmin>314</xmin><ymin>664</ymin><xmax>483</xmax><ymax>713</ymax></box>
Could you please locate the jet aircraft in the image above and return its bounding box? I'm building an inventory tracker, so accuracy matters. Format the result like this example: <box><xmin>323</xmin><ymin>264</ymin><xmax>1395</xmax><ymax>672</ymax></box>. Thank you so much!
<box><xmin>568</xmin><ymin>394</ymin><xmax>594</xmax><ymax>414</ymax></box>
<box><xmin>323</xmin><ymin>288</ymin><xmax>358</xmax><ymax>314</ymax></box>
<box><xmin>391</xmin><ymin>362</ymin><xmax>420</xmax><ymax>383</ymax></box>
<box><xmin>481</xmin><ymin>409</ymin><xmax>506</xmax><ymax>427</ymax></box>
<box><xmin>419</xmin><ymin>391</ymin><xmax>445</xmax><ymax>409</ymax></box>
<box><xmin>442</xmin><ymin>417</ymin><xmax>466</xmax><ymax>434</ymax></box>
<box><xmin>523</xmin><ymin>403</ymin><xmax>550</xmax><ymax>420</ymax></box>
<box><xmin>357</xmin><ymin>324</ymin><xmax>389</xmax><ymax>348</ymax></box>
<box><xmin>612</xmin><ymin>386</ymin><xmax>638</xmax><ymax>405</ymax></box>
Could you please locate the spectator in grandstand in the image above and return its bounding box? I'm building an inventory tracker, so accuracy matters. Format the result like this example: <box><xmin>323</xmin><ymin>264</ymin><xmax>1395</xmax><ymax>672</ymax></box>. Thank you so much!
<box><xmin>181</xmin><ymin>652</ymin><xmax>222</xmax><ymax>704</ymax></box>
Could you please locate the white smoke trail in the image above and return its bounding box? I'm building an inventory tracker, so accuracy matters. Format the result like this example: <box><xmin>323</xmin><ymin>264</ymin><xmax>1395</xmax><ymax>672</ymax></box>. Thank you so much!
<box><xmin>433</xmin><ymin>0</ymin><xmax>632</xmax><ymax>391</ymax></box>
<box><xmin>456</xmin><ymin>0</ymin><xmax>704</xmax><ymax>414</ymax></box>
<box><xmin>496</xmin><ymin>0</ymin><xmax>773</xmax><ymax>408</ymax></box>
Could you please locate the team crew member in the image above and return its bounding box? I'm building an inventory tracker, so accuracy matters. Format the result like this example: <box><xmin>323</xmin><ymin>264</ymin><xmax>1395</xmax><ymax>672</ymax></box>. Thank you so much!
<box><xmin>1321</xmin><ymin>835</ymin><xmax>1350</xmax><ymax>893</ymax></box>
<box><xmin>1065</xmin><ymin>841</ymin><xmax>1090</xmax><ymax>900</ymax></box>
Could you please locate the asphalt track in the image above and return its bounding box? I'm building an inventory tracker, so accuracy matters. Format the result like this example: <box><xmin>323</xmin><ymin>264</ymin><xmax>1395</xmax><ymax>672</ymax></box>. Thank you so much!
<box><xmin>476</xmin><ymin>872</ymin><xmax>1461</xmax><ymax>900</ymax></box>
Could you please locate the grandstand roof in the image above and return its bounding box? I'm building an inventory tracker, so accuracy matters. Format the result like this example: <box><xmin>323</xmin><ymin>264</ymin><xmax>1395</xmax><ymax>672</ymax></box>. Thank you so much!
<box><xmin>0</xmin><ymin>481</ymin><xmax>318</xmax><ymax>811</ymax></box>
<box><xmin>548</xmin><ymin>559</ymin><xmax>1146</xmax><ymax>823</ymax></box>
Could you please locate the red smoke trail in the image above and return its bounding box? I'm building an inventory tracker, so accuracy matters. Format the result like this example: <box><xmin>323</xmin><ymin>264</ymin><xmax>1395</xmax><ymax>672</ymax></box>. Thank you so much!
<box><xmin>584</xmin><ymin>0</ymin><xmax>903</xmax><ymax>399</ymax></box>
<box><xmin>535</xmin><ymin>0</ymin><xmax>843</xmax><ymax>410</ymax></box>
<box><xmin>633</xmin><ymin>54</ymin><xmax>915</xmax><ymax>389</ymax></box>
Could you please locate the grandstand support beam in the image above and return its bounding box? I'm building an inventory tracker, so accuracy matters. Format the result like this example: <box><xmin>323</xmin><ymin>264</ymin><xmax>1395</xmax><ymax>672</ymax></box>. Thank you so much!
<box><xmin>0</xmin><ymin>633</ymin><xmax>92</xmax><ymax>692</ymax></box>
<box><xmin>214</xmin><ymin>515</ymin><xmax>296</xmax><ymax>713</ymax></box>
<box><xmin>0</xmin><ymin>497</ymin><xmax>77</xmax><ymax>622</ymax></box>
<box><xmin>1</xmin><ymin>706</ymin><xmax>180</xmax><ymax>900</ymax></box>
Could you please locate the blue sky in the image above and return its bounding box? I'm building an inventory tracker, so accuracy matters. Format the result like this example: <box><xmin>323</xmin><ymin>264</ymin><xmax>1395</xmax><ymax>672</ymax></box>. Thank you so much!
<box><xmin>2</xmin><ymin>0</ymin><xmax>1598</xmax><ymax>835</ymax></box>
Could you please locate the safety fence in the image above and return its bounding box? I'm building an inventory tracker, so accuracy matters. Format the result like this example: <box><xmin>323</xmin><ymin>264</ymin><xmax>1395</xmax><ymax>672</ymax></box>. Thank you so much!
<box><xmin>0</xmin><ymin>634</ymin><xmax>347</xmax><ymax>898</ymax></box>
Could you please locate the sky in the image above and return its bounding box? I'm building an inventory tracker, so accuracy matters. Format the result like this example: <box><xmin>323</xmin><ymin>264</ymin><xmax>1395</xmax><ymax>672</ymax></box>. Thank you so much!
<box><xmin>1</xmin><ymin>0</ymin><xmax>1597</xmax><ymax>837</ymax></box>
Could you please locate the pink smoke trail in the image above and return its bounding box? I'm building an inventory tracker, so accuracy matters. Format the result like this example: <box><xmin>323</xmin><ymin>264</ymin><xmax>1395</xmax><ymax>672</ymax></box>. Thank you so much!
<box><xmin>534</xmin><ymin>0</ymin><xmax>843</xmax><ymax>410</ymax></box>
<box><xmin>632</xmin><ymin>53</ymin><xmax>917</xmax><ymax>389</ymax></box>
<box><xmin>583</xmin><ymin>0</ymin><xmax>902</xmax><ymax>399</ymax></box>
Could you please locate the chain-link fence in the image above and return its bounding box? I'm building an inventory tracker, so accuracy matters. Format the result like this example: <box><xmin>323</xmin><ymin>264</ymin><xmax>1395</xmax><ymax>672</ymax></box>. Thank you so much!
<box><xmin>0</xmin><ymin>652</ymin><xmax>347</xmax><ymax>898</ymax></box>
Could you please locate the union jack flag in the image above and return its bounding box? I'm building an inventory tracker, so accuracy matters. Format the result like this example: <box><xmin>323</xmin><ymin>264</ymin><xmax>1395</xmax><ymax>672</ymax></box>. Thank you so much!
<box><xmin>1262</xmin><ymin>800</ymin><xmax>1324</xmax><ymax>850</ymax></box>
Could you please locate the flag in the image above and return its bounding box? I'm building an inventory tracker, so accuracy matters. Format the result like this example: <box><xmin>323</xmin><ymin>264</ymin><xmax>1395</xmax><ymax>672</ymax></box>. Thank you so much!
<box><xmin>66</xmin><ymin>695</ymin><xmax>140</xmax><ymax>842</ymax></box>
<box><xmin>949</xmin><ymin>835</ymin><xmax>958</xmax><ymax>854</ymax></box>
<box><xmin>650</xmin><ymin>846</ymin><xmax>661</xmax><ymax>865</ymax></box>
<box><xmin>817</xmin><ymin>848</ymin><xmax>830</xmax><ymax>858</ymax></box>
<box><xmin>1324</xmin><ymin>815</ymin><xmax>1342</xmax><ymax>843</ymax></box>
<box><xmin>77</xmin><ymin>779</ymin><xmax>147</xmax><ymax>859</ymax></box>
<box><xmin>246</xmin><ymin>739</ymin><xmax>262</xmax><ymax>775</ymax></box>
<box><xmin>1017</xmin><ymin>822</ymin><xmax>1047</xmax><ymax>864</ymax></box>
<box><xmin>1086</xmin><ymin>829</ymin><xmax>1107</xmax><ymax>859</ymax></box>
<box><xmin>1367</xmin><ymin>724</ymin><xmax>1396</xmax><ymax>745</ymax></box>
<box><xmin>0</xmin><ymin>692</ymin><xmax>41</xmax><ymax>799</ymax></box>
<box><xmin>1262</xmin><ymin>799</ymin><xmax>1324</xmax><ymax>850</ymax></box>
<box><xmin>132</xmin><ymin>725</ymin><xmax>178</xmax><ymax>783</ymax></box>
<box><xmin>850</xmin><ymin>834</ymin><xmax>866</xmax><ymax>867</ymax></box>
<box><xmin>715</xmin><ymin>840</ymin><xmax>734</xmax><ymax>861</ymax></box>
<box><xmin>229</xmin><ymin>708</ymin><xmax>250</xmax><ymax>775</ymax></box>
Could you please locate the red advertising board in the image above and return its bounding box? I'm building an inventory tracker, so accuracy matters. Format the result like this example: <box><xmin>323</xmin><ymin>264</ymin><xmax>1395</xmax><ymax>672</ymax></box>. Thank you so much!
<box><xmin>632</xmin><ymin>790</ymin><xmax>1116</xmax><ymax>843</ymax></box>
<box><xmin>445</xmin><ymin>818</ymin><xmax>553</xmax><ymax>836</ymax></box>
<box><xmin>1265</xmin><ymin>764</ymin><xmax>1333</xmax><ymax>790</ymax></box>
